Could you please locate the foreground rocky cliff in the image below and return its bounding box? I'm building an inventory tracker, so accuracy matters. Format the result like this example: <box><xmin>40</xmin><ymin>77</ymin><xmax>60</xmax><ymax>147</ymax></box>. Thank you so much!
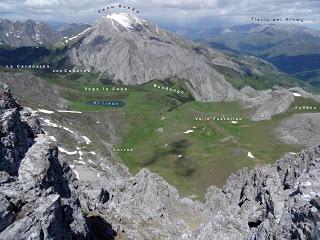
<box><xmin>0</xmin><ymin>83</ymin><xmax>116</xmax><ymax>239</ymax></box>
<box><xmin>0</xmin><ymin>82</ymin><xmax>319</xmax><ymax>239</ymax></box>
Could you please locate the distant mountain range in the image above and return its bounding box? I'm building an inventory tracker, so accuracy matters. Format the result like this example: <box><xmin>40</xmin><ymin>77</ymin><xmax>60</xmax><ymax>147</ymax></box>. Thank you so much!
<box><xmin>62</xmin><ymin>13</ymin><xmax>308</xmax><ymax>101</ymax></box>
<box><xmin>0</xmin><ymin>16</ymin><xmax>312</xmax><ymax>97</ymax></box>
<box><xmin>177</xmin><ymin>23</ymin><xmax>320</xmax><ymax>89</ymax></box>
<box><xmin>0</xmin><ymin>19</ymin><xmax>89</xmax><ymax>47</ymax></box>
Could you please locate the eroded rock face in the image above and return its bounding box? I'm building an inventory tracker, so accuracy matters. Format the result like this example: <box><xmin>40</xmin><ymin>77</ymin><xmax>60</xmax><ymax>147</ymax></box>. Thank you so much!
<box><xmin>0</xmin><ymin>83</ymin><xmax>115</xmax><ymax>240</ymax></box>
<box><xmin>0</xmin><ymin>83</ymin><xmax>37</xmax><ymax>175</ymax></box>
<box><xmin>68</xmin><ymin>13</ymin><xmax>241</xmax><ymax>102</ymax></box>
<box><xmin>277</xmin><ymin>113</ymin><xmax>320</xmax><ymax>148</ymax></box>
<box><xmin>238</xmin><ymin>88</ymin><xmax>295</xmax><ymax>121</ymax></box>
<box><xmin>193</xmin><ymin>147</ymin><xmax>320</xmax><ymax>240</ymax></box>
<box><xmin>0</xmin><ymin>19</ymin><xmax>60</xmax><ymax>47</ymax></box>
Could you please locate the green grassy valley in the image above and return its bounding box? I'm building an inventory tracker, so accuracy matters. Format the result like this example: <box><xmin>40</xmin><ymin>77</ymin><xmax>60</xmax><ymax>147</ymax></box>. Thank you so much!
<box><xmin>21</xmin><ymin>71</ymin><xmax>320</xmax><ymax>200</ymax></box>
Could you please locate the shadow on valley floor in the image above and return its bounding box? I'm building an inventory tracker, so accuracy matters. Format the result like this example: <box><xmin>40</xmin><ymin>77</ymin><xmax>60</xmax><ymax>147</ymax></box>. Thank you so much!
<box><xmin>142</xmin><ymin>139</ymin><xmax>197</xmax><ymax>177</ymax></box>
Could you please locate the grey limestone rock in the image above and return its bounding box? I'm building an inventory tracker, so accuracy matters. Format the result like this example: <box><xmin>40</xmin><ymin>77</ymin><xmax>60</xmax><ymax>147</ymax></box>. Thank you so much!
<box><xmin>0</xmin><ymin>83</ymin><xmax>112</xmax><ymax>240</ymax></box>
<box><xmin>0</xmin><ymin>19</ymin><xmax>60</xmax><ymax>47</ymax></box>
<box><xmin>238</xmin><ymin>88</ymin><xmax>295</xmax><ymax>121</ymax></box>
<box><xmin>67</xmin><ymin>13</ymin><xmax>243</xmax><ymax>102</ymax></box>
<box><xmin>277</xmin><ymin>113</ymin><xmax>320</xmax><ymax>148</ymax></box>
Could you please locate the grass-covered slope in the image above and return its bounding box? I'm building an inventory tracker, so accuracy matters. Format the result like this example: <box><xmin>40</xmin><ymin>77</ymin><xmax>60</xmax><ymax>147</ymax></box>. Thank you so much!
<box><xmin>23</xmin><ymin>71</ymin><xmax>320</xmax><ymax>199</ymax></box>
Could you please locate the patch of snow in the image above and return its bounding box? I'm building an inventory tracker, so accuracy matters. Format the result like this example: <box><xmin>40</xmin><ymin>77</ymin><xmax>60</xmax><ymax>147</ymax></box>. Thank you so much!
<box><xmin>106</xmin><ymin>13</ymin><xmax>144</xmax><ymax>30</ymax></box>
<box><xmin>96</xmin><ymin>121</ymin><xmax>100</xmax><ymax>124</ymax></box>
<box><xmin>76</xmin><ymin>27</ymin><xmax>91</xmax><ymax>37</ymax></box>
<box><xmin>231</xmin><ymin>121</ymin><xmax>238</xmax><ymax>124</ymax></box>
<box><xmin>184</xmin><ymin>130</ymin><xmax>194</xmax><ymax>134</ymax></box>
<box><xmin>38</xmin><ymin>109</ymin><xmax>54</xmax><ymax>114</ymax></box>
<box><xmin>311</xmin><ymin>207</ymin><xmax>318</xmax><ymax>213</ymax></box>
<box><xmin>97</xmin><ymin>173</ymin><xmax>101</xmax><ymax>178</ymax></box>
<box><xmin>178</xmin><ymin>155</ymin><xmax>183</xmax><ymax>158</ymax></box>
<box><xmin>62</xmin><ymin>127</ymin><xmax>76</xmax><ymax>134</ymax></box>
<box><xmin>77</xmin><ymin>161</ymin><xmax>86</xmax><ymax>165</ymax></box>
<box><xmin>292</xmin><ymin>92</ymin><xmax>302</xmax><ymax>97</ymax></box>
<box><xmin>301</xmin><ymin>181</ymin><xmax>312</xmax><ymax>187</ymax></box>
<box><xmin>156</xmin><ymin>127</ymin><xmax>164</xmax><ymax>133</ymax></box>
<box><xmin>110</xmin><ymin>20</ymin><xmax>119</xmax><ymax>31</ymax></box>
<box><xmin>69</xmin><ymin>165</ymin><xmax>75</xmax><ymax>169</ymax></box>
<box><xmin>49</xmin><ymin>136</ymin><xmax>57</xmax><ymax>142</ymax></box>
<box><xmin>67</xmin><ymin>35</ymin><xmax>78</xmax><ymax>41</ymax></box>
<box><xmin>58</xmin><ymin>147</ymin><xmax>78</xmax><ymax>155</ymax></box>
<box><xmin>248</xmin><ymin>152</ymin><xmax>255</xmax><ymax>159</ymax></box>
<box><xmin>79</xmin><ymin>151</ymin><xmax>83</xmax><ymax>160</ymax></box>
<box><xmin>57</xmin><ymin>110</ymin><xmax>82</xmax><ymax>114</ymax></box>
<box><xmin>90</xmin><ymin>151</ymin><xmax>97</xmax><ymax>155</ymax></box>
<box><xmin>43</xmin><ymin>119</ymin><xmax>59</xmax><ymax>128</ymax></box>
<box><xmin>82</xmin><ymin>136</ymin><xmax>92</xmax><ymax>145</ymax></box>
<box><xmin>72</xmin><ymin>170</ymin><xmax>80</xmax><ymax>179</ymax></box>
<box><xmin>301</xmin><ymin>193</ymin><xmax>312</xmax><ymax>201</ymax></box>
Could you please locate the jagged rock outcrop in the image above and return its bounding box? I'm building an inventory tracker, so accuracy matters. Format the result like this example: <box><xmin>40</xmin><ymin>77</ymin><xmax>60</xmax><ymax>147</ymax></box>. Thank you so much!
<box><xmin>238</xmin><ymin>88</ymin><xmax>295</xmax><ymax>121</ymax></box>
<box><xmin>0</xmin><ymin>19</ymin><xmax>61</xmax><ymax>47</ymax></box>
<box><xmin>236</xmin><ymin>86</ymin><xmax>320</xmax><ymax>121</ymax></box>
<box><xmin>0</xmin><ymin>72</ymin><xmax>69</xmax><ymax>109</ymax></box>
<box><xmin>190</xmin><ymin>147</ymin><xmax>320</xmax><ymax>239</ymax></box>
<box><xmin>0</xmin><ymin>83</ymin><xmax>36</xmax><ymax>175</ymax></box>
<box><xmin>0</xmin><ymin>83</ymin><xmax>115</xmax><ymax>239</ymax></box>
<box><xmin>79</xmin><ymin>169</ymin><xmax>214</xmax><ymax>239</ymax></box>
<box><xmin>77</xmin><ymin>144</ymin><xmax>320</xmax><ymax>239</ymax></box>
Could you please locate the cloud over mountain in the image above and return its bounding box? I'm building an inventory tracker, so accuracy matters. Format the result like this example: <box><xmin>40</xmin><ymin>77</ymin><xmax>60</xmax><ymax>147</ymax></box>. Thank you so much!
<box><xmin>1</xmin><ymin>0</ymin><xmax>320</xmax><ymax>29</ymax></box>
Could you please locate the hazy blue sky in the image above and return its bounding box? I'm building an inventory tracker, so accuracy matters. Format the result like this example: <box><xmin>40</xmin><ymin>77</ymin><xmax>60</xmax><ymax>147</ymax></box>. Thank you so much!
<box><xmin>1</xmin><ymin>0</ymin><xmax>320</xmax><ymax>29</ymax></box>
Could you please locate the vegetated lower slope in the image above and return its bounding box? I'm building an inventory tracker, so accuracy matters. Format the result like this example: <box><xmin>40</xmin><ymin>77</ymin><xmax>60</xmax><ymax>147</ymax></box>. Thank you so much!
<box><xmin>1</xmin><ymin>81</ymin><xmax>319</xmax><ymax>240</ymax></box>
<box><xmin>4</xmin><ymin>69</ymin><xmax>319</xmax><ymax>199</ymax></box>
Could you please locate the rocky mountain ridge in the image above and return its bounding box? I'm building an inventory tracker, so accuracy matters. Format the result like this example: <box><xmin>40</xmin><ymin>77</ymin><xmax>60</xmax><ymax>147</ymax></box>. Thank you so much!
<box><xmin>66</xmin><ymin>13</ymin><xmax>263</xmax><ymax>102</ymax></box>
<box><xmin>0</xmin><ymin>83</ymin><xmax>116</xmax><ymax>239</ymax></box>
<box><xmin>0</xmin><ymin>19</ymin><xmax>90</xmax><ymax>47</ymax></box>
<box><xmin>0</xmin><ymin>19</ymin><xmax>60</xmax><ymax>47</ymax></box>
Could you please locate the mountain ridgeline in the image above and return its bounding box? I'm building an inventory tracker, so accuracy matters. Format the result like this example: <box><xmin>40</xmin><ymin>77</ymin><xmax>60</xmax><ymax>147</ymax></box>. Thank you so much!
<box><xmin>0</xmin><ymin>19</ymin><xmax>89</xmax><ymax>47</ymax></box>
<box><xmin>57</xmin><ymin>13</ymin><xmax>308</xmax><ymax>101</ymax></box>
<box><xmin>183</xmin><ymin>23</ymin><xmax>320</xmax><ymax>90</ymax></box>
<box><xmin>0</xmin><ymin>15</ymin><xmax>312</xmax><ymax>100</ymax></box>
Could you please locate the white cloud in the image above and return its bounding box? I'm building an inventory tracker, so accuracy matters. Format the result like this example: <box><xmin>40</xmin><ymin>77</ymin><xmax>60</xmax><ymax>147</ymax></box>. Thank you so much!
<box><xmin>25</xmin><ymin>0</ymin><xmax>60</xmax><ymax>8</ymax></box>
<box><xmin>0</xmin><ymin>0</ymin><xmax>319</xmax><ymax>29</ymax></box>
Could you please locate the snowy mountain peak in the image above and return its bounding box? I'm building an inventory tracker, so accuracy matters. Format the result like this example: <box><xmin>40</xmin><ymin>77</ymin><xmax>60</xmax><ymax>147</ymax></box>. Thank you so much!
<box><xmin>104</xmin><ymin>13</ymin><xmax>146</xmax><ymax>30</ymax></box>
